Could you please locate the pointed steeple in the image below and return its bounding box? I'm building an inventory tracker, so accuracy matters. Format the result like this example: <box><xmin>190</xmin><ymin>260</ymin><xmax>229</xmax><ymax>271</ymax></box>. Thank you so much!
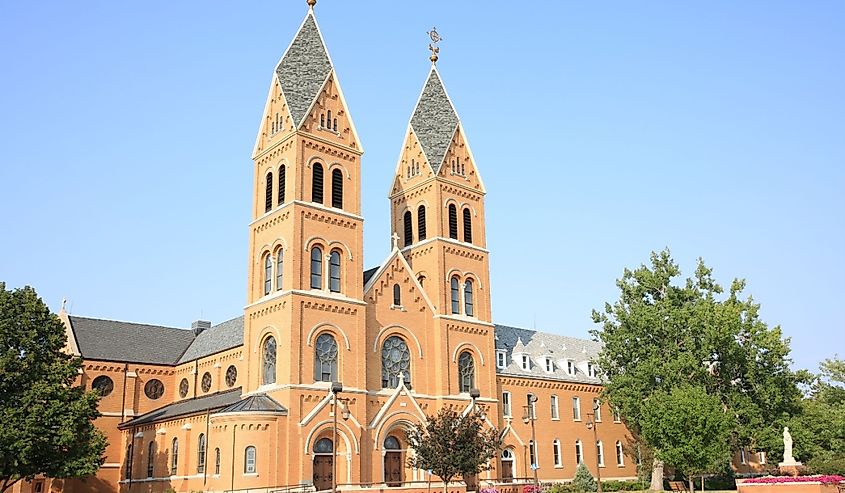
<box><xmin>275</xmin><ymin>12</ymin><xmax>332</xmax><ymax>128</ymax></box>
<box><xmin>409</xmin><ymin>68</ymin><xmax>459</xmax><ymax>173</ymax></box>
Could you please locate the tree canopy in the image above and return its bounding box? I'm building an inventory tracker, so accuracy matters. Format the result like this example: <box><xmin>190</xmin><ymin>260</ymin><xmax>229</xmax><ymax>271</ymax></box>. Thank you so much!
<box><xmin>407</xmin><ymin>406</ymin><xmax>501</xmax><ymax>492</ymax></box>
<box><xmin>0</xmin><ymin>283</ymin><xmax>106</xmax><ymax>493</ymax></box>
<box><xmin>591</xmin><ymin>250</ymin><xmax>802</xmax><ymax>487</ymax></box>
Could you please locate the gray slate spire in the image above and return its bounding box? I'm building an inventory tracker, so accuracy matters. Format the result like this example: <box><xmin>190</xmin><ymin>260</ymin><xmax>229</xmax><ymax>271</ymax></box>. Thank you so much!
<box><xmin>410</xmin><ymin>68</ymin><xmax>459</xmax><ymax>173</ymax></box>
<box><xmin>276</xmin><ymin>13</ymin><xmax>332</xmax><ymax>128</ymax></box>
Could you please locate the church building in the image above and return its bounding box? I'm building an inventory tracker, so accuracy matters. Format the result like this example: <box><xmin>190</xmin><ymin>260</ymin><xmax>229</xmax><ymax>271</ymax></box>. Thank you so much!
<box><xmin>14</xmin><ymin>3</ymin><xmax>764</xmax><ymax>493</ymax></box>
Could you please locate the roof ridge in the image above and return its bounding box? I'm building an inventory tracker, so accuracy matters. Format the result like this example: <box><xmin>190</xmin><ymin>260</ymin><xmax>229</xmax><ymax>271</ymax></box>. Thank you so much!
<box><xmin>68</xmin><ymin>315</ymin><xmax>188</xmax><ymax>332</ymax></box>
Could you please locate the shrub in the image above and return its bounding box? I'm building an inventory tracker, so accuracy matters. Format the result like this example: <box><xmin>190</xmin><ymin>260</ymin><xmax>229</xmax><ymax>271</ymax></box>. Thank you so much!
<box><xmin>572</xmin><ymin>463</ymin><xmax>597</xmax><ymax>492</ymax></box>
<box><xmin>547</xmin><ymin>483</ymin><xmax>575</xmax><ymax>493</ymax></box>
<box><xmin>808</xmin><ymin>457</ymin><xmax>845</xmax><ymax>476</ymax></box>
<box><xmin>523</xmin><ymin>485</ymin><xmax>542</xmax><ymax>493</ymax></box>
<box><xmin>601</xmin><ymin>480</ymin><xmax>641</xmax><ymax>491</ymax></box>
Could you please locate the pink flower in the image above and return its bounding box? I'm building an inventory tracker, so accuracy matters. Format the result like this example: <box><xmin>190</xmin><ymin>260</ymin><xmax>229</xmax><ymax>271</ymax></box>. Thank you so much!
<box><xmin>744</xmin><ymin>475</ymin><xmax>845</xmax><ymax>484</ymax></box>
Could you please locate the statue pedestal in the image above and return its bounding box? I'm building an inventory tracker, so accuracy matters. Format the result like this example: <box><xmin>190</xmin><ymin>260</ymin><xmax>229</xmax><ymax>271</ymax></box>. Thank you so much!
<box><xmin>778</xmin><ymin>462</ymin><xmax>804</xmax><ymax>477</ymax></box>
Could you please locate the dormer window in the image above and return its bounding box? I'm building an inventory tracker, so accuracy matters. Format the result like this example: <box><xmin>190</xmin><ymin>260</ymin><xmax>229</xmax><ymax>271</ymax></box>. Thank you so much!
<box><xmin>587</xmin><ymin>362</ymin><xmax>598</xmax><ymax>378</ymax></box>
<box><xmin>496</xmin><ymin>351</ymin><xmax>507</xmax><ymax>369</ymax></box>
<box><xmin>567</xmin><ymin>360</ymin><xmax>575</xmax><ymax>375</ymax></box>
<box><xmin>521</xmin><ymin>354</ymin><xmax>530</xmax><ymax>371</ymax></box>
<box><xmin>544</xmin><ymin>358</ymin><xmax>554</xmax><ymax>373</ymax></box>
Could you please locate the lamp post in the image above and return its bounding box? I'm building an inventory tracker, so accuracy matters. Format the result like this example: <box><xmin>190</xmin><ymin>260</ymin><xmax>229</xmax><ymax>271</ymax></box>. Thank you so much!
<box><xmin>331</xmin><ymin>381</ymin><xmax>343</xmax><ymax>493</ymax></box>
<box><xmin>586</xmin><ymin>400</ymin><xmax>603</xmax><ymax>493</ymax></box>
<box><xmin>469</xmin><ymin>388</ymin><xmax>481</xmax><ymax>491</ymax></box>
<box><xmin>522</xmin><ymin>394</ymin><xmax>539</xmax><ymax>491</ymax></box>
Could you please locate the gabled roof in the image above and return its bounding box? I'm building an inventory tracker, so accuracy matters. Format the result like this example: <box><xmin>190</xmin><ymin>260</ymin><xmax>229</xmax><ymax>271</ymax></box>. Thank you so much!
<box><xmin>409</xmin><ymin>67</ymin><xmax>460</xmax><ymax>173</ymax></box>
<box><xmin>120</xmin><ymin>388</ymin><xmax>243</xmax><ymax>428</ymax></box>
<box><xmin>69</xmin><ymin>316</ymin><xmax>195</xmax><ymax>365</ymax></box>
<box><xmin>178</xmin><ymin>316</ymin><xmax>244</xmax><ymax>364</ymax></box>
<box><xmin>494</xmin><ymin>324</ymin><xmax>603</xmax><ymax>384</ymax></box>
<box><xmin>275</xmin><ymin>12</ymin><xmax>332</xmax><ymax>128</ymax></box>
<box><xmin>217</xmin><ymin>393</ymin><xmax>287</xmax><ymax>414</ymax></box>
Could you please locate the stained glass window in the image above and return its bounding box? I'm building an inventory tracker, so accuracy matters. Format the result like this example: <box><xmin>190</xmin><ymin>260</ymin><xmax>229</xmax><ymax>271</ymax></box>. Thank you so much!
<box><xmin>179</xmin><ymin>378</ymin><xmax>189</xmax><ymax>398</ymax></box>
<box><xmin>381</xmin><ymin>336</ymin><xmax>411</xmax><ymax>389</ymax></box>
<box><xmin>201</xmin><ymin>372</ymin><xmax>212</xmax><ymax>393</ymax></box>
<box><xmin>314</xmin><ymin>438</ymin><xmax>333</xmax><ymax>454</ymax></box>
<box><xmin>144</xmin><ymin>379</ymin><xmax>164</xmax><ymax>400</ymax></box>
<box><xmin>92</xmin><ymin>375</ymin><xmax>114</xmax><ymax>396</ymax></box>
<box><xmin>458</xmin><ymin>351</ymin><xmax>475</xmax><ymax>393</ymax></box>
<box><xmin>314</xmin><ymin>333</ymin><xmax>338</xmax><ymax>382</ymax></box>
<box><xmin>262</xmin><ymin>336</ymin><xmax>277</xmax><ymax>385</ymax></box>
<box><xmin>225</xmin><ymin>365</ymin><xmax>237</xmax><ymax>388</ymax></box>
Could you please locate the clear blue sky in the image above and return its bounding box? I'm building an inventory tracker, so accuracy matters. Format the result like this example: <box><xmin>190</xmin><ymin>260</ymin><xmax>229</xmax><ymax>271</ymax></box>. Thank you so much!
<box><xmin>1</xmin><ymin>1</ymin><xmax>842</xmax><ymax>373</ymax></box>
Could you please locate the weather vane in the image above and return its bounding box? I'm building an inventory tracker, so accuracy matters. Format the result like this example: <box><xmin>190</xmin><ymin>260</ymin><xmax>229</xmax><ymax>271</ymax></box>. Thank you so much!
<box><xmin>427</xmin><ymin>27</ymin><xmax>442</xmax><ymax>64</ymax></box>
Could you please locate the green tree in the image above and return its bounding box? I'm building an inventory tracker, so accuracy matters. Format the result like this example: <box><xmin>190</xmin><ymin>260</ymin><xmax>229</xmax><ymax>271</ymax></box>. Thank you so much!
<box><xmin>591</xmin><ymin>250</ymin><xmax>801</xmax><ymax>490</ymax></box>
<box><xmin>0</xmin><ymin>283</ymin><xmax>107</xmax><ymax>493</ymax></box>
<box><xmin>407</xmin><ymin>407</ymin><xmax>502</xmax><ymax>493</ymax></box>
<box><xmin>572</xmin><ymin>462</ymin><xmax>597</xmax><ymax>492</ymax></box>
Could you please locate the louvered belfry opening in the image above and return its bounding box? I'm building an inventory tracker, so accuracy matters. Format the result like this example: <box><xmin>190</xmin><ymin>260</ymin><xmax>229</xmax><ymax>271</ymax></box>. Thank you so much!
<box><xmin>417</xmin><ymin>205</ymin><xmax>427</xmax><ymax>240</ymax></box>
<box><xmin>265</xmin><ymin>172</ymin><xmax>273</xmax><ymax>212</ymax></box>
<box><xmin>312</xmin><ymin>162</ymin><xmax>324</xmax><ymax>204</ymax></box>
<box><xmin>277</xmin><ymin>165</ymin><xmax>286</xmax><ymax>205</ymax></box>
<box><xmin>448</xmin><ymin>204</ymin><xmax>458</xmax><ymax>239</ymax></box>
<box><xmin>463</xmin><ymin>207</ymin><xmax>472</xmax><ymax>243</ymax></box>
<box><xmin>403</xmin><ymin>211</ymin><xmax>413</xmax><ymax>247</ymax></box>
<box><xmin>331</xmin><ymin>169</ymin><xmax>343</xmax><ymax>208</ymax></box>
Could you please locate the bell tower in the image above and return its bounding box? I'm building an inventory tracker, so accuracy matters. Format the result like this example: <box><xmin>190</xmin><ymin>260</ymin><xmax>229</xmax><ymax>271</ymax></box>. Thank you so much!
<box><xmin>244</xmin><ymin>1</ymin><xmax>367</xmax><ymax>394</ymax></box>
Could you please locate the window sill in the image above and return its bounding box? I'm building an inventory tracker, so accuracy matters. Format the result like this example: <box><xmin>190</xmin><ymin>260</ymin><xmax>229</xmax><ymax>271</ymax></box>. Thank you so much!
<box><xmin>551</xmin><ymin>417</ymin><xmax>560</xmax><ymax>421</ymax></box>
<box><xmin>390</xmin><ymin>304</ymin><xmax>407</xmax><ymax>312</ymax></box>
<box><xmin>554</xmin><ymin>465</ymin><xmax>564</xmax><ymax>469</ymax></box>
<box><xmin>243</xmin><ymin>473</ymin><xmax>259</xmax><ymax>477</ymax></box>
<box><xmin>573</xmin><ymin>418</ymin><xmax>582</xmax><ymax>422</ymax></box>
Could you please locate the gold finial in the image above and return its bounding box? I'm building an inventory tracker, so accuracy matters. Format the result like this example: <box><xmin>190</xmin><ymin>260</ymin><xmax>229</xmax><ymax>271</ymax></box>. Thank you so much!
<box><xmin>427</xmin><ymin>27</ymin><xmax>442</xmax><ymax>64</ymax></box>
<box><xmin>307</xmin><ymin>0</ymin><xmax>316</xmax><ymax>9</ymax></box>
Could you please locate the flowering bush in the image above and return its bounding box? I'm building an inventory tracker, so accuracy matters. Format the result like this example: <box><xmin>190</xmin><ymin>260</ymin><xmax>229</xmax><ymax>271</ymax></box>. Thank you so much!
<box><xmin>523</xmin><ymin>485</ymin><xmax>542</xmax><ymax>493</ymax></box>
<box><xmin>480</xmin><ymin>488</ymin><xmax>500</xmax><ymax>493</ymax></box>
<box><xmin>744</xmin><ymin>475</ymin><xmax>845</xmax><ymax>484</ymax></box>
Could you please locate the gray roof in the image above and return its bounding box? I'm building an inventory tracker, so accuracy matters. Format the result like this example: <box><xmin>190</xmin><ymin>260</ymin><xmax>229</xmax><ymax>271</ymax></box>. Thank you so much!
<box><xmin>276</xmin><ymin>12</ymin><xmax>332</xmax><ymax>128</ymax></box>
<box><xmin>178</xmin><ymin>316</ymin><xmax>244</xmax><ymax>364</ymax></box>
<box><xmin>69</xmin><ymin>316</ymin><xmax>195</xmax><ymax>365</ymax></box>
<box><xmin>410</xmin><ymin>68</ymin><xmax>459</xmax><ymax>173</ymax></box>
<box><xmin>493</xmin><ymin>324</ymin><xmax>603</xmax><ymax>384</ymax></box>
<box><xmin>120</xmin><ymin>388</ymin><xmax>242</xmax><ymax>428</ymax></box>
<box><xmin>363</xmin><ymin>267</ymin><xmax>379</xmax><ymax>285</ymax></box>
<box><xmin>217</xmin><ymin>394</ymin><xmax>288</xmax><ymax>414</ymax></box>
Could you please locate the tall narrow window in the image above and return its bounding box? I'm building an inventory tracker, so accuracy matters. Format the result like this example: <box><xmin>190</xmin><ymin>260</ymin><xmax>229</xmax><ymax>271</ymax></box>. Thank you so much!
<box><xmin>403</xmin><ymin>211</ymin><xmax>413</xmax><ymax>247</ymax></box>
<box><xmin>613</xmin><ymin>408</ymin><xmax>622</xmax><ymax>423</ymax></box>
<box><xmin>450</xmin><ymin>277</ymin><xmax>460</xmax><ymax>314</ymax></box>
<box><xmin>417</xmin><ymin>205</ymin><xmax>426</xmax><ymax>240</ymax></box>
<box><xmin>502</xmin><ymin>391</ymin><xmax>511</xmax><ymax>417</ymax></box>
<box><xmin>575</xmin><ymin>440</ymin><xmax>583</xmax><ymax>465</ymax></box>
<box><xmin>327</xmin><ymin>110</ymin><xmax>332</xmax><ymax>126</ymax></box>
<box><xmin>551</xmin><ymin>395</ymin><xmax>559</xmax><ymax>420</ymax></box>
<box><xmin>616</xmin><ymin>441</ymin><xmax>624</xmax><ymax>466</ymax></box>
<box><xmin>458</xmin><ymin>351</ymin><xmax>475</xmax><ymax>393</ymax></box>
<box><xmin>244</xmin><ymin>446</ymin><xmax>256</xmax><ymax>474</ymax></box>
<box><xmin>553</xmin><ymin>440</ymin><xmax>562</xmax><ymax>467</ymax></box>
<box><xmin>262</xmin><ymin>336</ymin><xmax>276</xmax><ymax>385</ymax></box>
<box><xmin>147</xmin><ymin>441</ymin><xmax>155</xmax><ymax>478</ymax></box>
<box><xmin>125</xmin><ymin>443</ymin><xmax>133</xmax><ymax>479</ymax></box>
<box><xmin>594</xmin><ymin>398</ymin><xmax>602</xmax><ymax>421</ymax></box>
<box><xmin>393</xmin><ymin>283</ymin><xmax>401</xmax><ymax>306</ymax></box>
<box><xmin>529</xmin><ymin>440</ymin><xmax>537</xmax><ymax>468</ymax></box>
<box><xmin>320</xmin><ymin>114</ymin><xmax>325</xmax><ymax>128</ymax></box>
<box><xmin>329</xmin><ymin>250</ymin><xmax>341</xmax><ymax>293</ymax></box>
<box><xmin>333</xmin><ymin>118</ymin><xmax>337</xmax><ymax>131</ymax></box>
<box><xmin>171</xmin><ymin>438</ymin><xmax>178</xmax><ymax>475</ymax></box>
<box><xmin>463</xmin><ymin>207</ymin><xmax>472</xmax><ymax>243</ymax></box>
<box><xmin>597</xmin><ymin>441</ymin><xmax>605</xmax><ymax>466</ymax></box>
<box><xmin>264</xmin><ymin>172</ymin><xmax>273</xmax><ymax>213</ymax></box>
<box><xmin>314</xmin><ymin>333</ymin><xmax>338</xmax><ymax>382</ymax></box>
<box><xmin>331</xmin><ymin>169</ymin><xmax>343</xmax><ymax>209</ymax></box>
<box><xmin>215</xmin><ymin>448</ymin><xmax>221</xmax><ymax>475</ymax></box>
<box><xmin>573</xmin><ymin>396</ymin><xmax>581</xmax><ymax>420</ymax></box>
<box><xmin>448</xmin><ymin>204</ymin><xmax>458</xmax><ymax>239</ymax></box>
<box><xmin>464</xmin><ymin>279</ymin><xmax>474</xmax><ymax>317</ymax></box>
<box><xmin>277</xmin><ymin>165</ymin><xmax>286</xmax><ymax>205</ymax></box>
<box><xmin>197</xmin><ymin>433</ymin><xmax>207</xmax><ymax>473</ymax></box>
<box><xmin>310</xmin><ymin>247</ymin><xmax>323</xmax><ymax>289</ymax></box>
<box><xmin>263</xmin><ymin>253</ymin><xmax>272</xmax><ymax>296</ymax></box>
<box><xmin>381</xmin><ymin>336</ymin><xmax>411</xmax><ymax>388</ymax></box>
<box><xmin>312</xmin><ymin>162</ymin><xmax>324</xmax><ymax>204</ymax></box>
<box><xmin>275</xmin><ymin>249</ymin><xmax>283</xmax><ymax>291</ymax></box>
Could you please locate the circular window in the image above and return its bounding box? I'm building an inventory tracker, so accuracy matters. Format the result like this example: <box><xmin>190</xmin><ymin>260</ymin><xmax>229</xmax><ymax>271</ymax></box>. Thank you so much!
<box><xmin>144</xmin><ymin>379</ymin><xmax>164</xmax><ymax>400</ymax></box>
<box><xmin>179</xmin><ymin>378</ymin><xmax>189</xmax><ymax>398</ymax></box>
<box><xmin>92</xmin><ymin>375</ymin><xmax>114</xmax><ymax>396</ymax></box>
<box><xmin>201</xmin><ymin>372</ymin><xmax>212</xmax><ymax>393</ymax></box>
<box><xmin>225</xmin><ymin>365</ymin><xmax>237</xmax><ymax>388</ymax></box>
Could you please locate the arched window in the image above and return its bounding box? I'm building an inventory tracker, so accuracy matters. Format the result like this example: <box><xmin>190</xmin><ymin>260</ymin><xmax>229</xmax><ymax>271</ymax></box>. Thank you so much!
<box><xmin>262</xmin><ymin>336</ymin><xmax>277</xmax><ymax>385</ymax></box>
<box><xmin>381</xmin><ymin>336</ymin><xmax>411</xmax><ymax>388</ymax></box>
<box><xmin>329</xmin><ymin>250</ymin><xmax>341</xmax><ymax>293</ymax></box>
<box><xmin>333</xmin><ymin>118</ymin><xmax>338</xmax><ymax>131</ymax></box>
<box><xmin>418</xmin><ymin>275</ymin><xmax>425</xmax><ymax>287</ymax></box>
<box><xmin>403</xmin><ymin>210</ymin><xmax>413</xmax><ymax>247</ymax></box>
<box><xmin>450</xmin><ymin>277</ymin><xmax>460</xmax><ymax>314</ymax></box>
<box><xmin>616</xmin><ymin>441</ymin><xmax>624</xmax><ymax>466</ymax></box>
<box><xmin>197</xmin><ymin>433</ymin><xmax>207</xmax><ymax>473</ymax></box>
<box><xmin>393</xmin><ymin>283</ymin><xmax>401</xmax><ymax>306</ymax></box>
<box><xmin>314</xmin><ymin>333</ymin><xmax>338</xmax><ymax>382</ymax></box>
<box><xmin>264</xmin><ymin>172</ymin><xmax>273</xmax><ymax>213</ymax></box>
<box><xmin>244</xmin><ymin>446</ymin><xmax>256</xmax><ymax>474</ymax></box>
<box><xmin>171</xmin><ymin>438</ymin><xmax>178</xmax><ymax>475</ymax></box>
<box><xmin>448</xmin><ymin>204</ymin><xmax>458</xmax><ymax>239</ymax></box>
<box><xmin>125</xmin><ymin>443</ymin><xmax>133</xmax><ymax>479</ymax></box>
<box><xmin>214</xmin><ymin>448</ymin><xmax>221</xmax><ymax>475</ymax></box>
<box><xmin>384</xmin><ymin>435</ymin><xmax>401</xmax><ymax>450</ymax></box>
<box><xmin>463</xmin><ymin>207</ymin><xmax>472</xmax><ymax>243</ymax></box>
<box><xmin>263</xmin><ymin>253</ymin><xmax>272</xmax><ymax>296</ymax></box>
<box><xmin>310</xmin><ymin>247</ymin><xmax>323</xmax><ymax>289</ymax></box>
<box><xmin>278</xmin><ymin>165</ymin><xmax>286</xmax><ymax>205</ymax></box>
<box><xmin>275</xmin><ymin>249</ymin><xmax>283</xmax><ymax>291</ymax></box>
<box><xmin>553</xmin><ymin>439</ymin><xmax>562</xmax><ymax>467</ymax></box>
<box><xmin>417</xmin><ymin>205</ymin><xmax>426</xmax><ymax>240</ymax></box>
<box><xmin>147</xmin><ymin>441</ymin><xmax>155</xmax><ymax>478</ymax></box>
<box><xmin>314</xmin><ymin>438</ymin><xmax>333</xmax><ymax>454</ymax></box>
<box><xmin>528</xmin><ymin>440</ymin><xmax>537</xmax><ymax>468</ymax></box>
<box><xmin>575</xmin><ymin>440</ymin><xmax>583</xmax><ymax>464</ymax></box>
<box><xmin>320</xmin><ymin>114</ymin><xmax>325</xmax><ymax>128</ymax></box>
<box><xmin>312</xmin><ymin>162</ymin><xmax>324</xmax><ymax>204</ymax></box>
<box><xmin>464</xmin><ymin>279</ymin><xmax>474</xmax><ymax>317</ymax></box>
<box><xmin>597</xmin><ymin>440</ymin><xmax>605</xmax><ymax>466</ymax></box>
<box><xmin>331</xmin><ymin>169</ymin><xmax>343</xmax><ymax>209</ymax></box>
<box><xmin>458</xmin><ymin>351</ymin><xmax>475</xmax><ymax>393</ymax></box>
<box><xmin>327</xmin><ymin>110</ymin><xmax>332</xmax><ymax>127</ymax></box>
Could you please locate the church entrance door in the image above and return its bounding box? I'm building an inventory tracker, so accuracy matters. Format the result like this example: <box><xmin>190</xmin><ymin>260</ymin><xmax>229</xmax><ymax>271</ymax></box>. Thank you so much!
<box><xmin>313</xmin><ymin>438</ymin><xmax>334</xmax><ymax>492</ymax></box>
<box><xmin>383</xmin><ymin>435</ymin><xmax>403</xmax><ymax>487</ymax></box>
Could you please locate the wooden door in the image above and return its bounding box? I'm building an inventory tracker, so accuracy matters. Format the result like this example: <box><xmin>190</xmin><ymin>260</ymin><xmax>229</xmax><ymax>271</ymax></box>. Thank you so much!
<box><xmin>501</xmin><ymin>460</ymin><xmax>513</xmax><ymax>482</ymax></box>
<box><xmin>384</xmin><ymin>451</ymin><xmax>403</xmax><ymax>487</ymax></box>
<box><xmin>313</xmin><ymin>455</ymin><xmax>333</xmax><ymax>491</ymax></box>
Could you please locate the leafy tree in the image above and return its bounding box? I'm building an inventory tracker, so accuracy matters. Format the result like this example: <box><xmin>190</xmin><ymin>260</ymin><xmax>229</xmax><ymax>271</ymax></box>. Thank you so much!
<box><xmin>0</xmin><ymin>283</ymin><xmax>107</xmax><ymax>493</ymax></box>
<box><xmin>591</xmin><ymin>250</ymin><xmax>801</xmax><ymax>490</ymax></box>
<box><xmin>407</xmin><ymin>407</ymin><xmax>502</xmax><ymax>493</ymax></box>
<box><xmin>572</xmin><ymin>462</ymin><xmax>597</xmax><ymax>492</ymax></box>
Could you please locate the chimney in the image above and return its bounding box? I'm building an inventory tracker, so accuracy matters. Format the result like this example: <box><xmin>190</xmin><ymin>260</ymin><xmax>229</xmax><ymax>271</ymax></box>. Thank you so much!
<box><xmin>191</xmin><ymin>320</ymin><xmax>211</xmax><ymax>336</ymax></box>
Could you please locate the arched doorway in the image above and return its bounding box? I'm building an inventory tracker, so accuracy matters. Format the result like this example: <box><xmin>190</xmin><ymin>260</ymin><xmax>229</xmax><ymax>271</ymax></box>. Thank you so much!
<box><xmin>383</xmin><ymin>435</ymin><xmax>403</xmax><ymax>487</ymax></box>
<box><xmin>501</xmin><ymin>448</ymin><xmax>515</xmax><ymax>482</ymax></box>
<box><xmin>313</xmin><ymin>438</ymin><xmax>333</xmax><ymax>491</ymax></box>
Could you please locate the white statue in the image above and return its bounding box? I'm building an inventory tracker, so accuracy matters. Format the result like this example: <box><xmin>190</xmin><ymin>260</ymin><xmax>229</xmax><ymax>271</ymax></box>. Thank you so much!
<box><xmin>783</xmin><ymin>427</ymin><xmax>794</xmax><ymax>463</ymax></box>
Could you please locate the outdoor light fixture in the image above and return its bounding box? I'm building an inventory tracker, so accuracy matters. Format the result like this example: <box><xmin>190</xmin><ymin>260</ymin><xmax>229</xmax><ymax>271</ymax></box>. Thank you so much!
<box><xmin>522</xmin><ymin>394</ymin><xmax>539</xmax><ymax>490</ymax></box>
